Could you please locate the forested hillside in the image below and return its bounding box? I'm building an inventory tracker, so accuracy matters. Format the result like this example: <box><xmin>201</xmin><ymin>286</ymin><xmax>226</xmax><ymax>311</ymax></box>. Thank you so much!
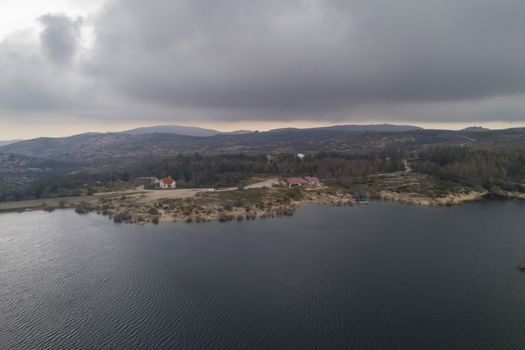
<box><xmin>1</xmin><ymin>127</ymin><xmax>525</xmax><ymax>202</ymax></box>
<box><xmin>414</xmin><ymin>148</ymin><xmax>525</xmax><ymax>191</ymax></box>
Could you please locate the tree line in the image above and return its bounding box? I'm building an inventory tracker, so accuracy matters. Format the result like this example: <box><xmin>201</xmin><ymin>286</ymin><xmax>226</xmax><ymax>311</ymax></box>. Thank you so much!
<box><xmin>0</xmin><ymin>152</ymin><xmax>404</xmax><ymax>201</ymax></box>
<box><xmin>413</xmin><ymin>147</ymin><xmax>525</xmax><ymax>191</ymax></box>
<box><xmin>137</xmin><ymin>152</ymin><xmax>404</xmax><ymax>188</ymax></box>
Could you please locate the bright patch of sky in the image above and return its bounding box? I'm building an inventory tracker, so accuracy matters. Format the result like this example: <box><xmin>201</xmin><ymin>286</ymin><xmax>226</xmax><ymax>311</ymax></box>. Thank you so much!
<box><xmin>0</xmin><ymin>0</ymin><xmax>104</xmax><ymax>40</ymax></box>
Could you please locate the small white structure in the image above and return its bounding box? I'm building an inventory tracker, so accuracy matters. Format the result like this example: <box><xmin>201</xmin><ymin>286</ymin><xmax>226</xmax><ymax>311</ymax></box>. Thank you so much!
<box><xmin>297</xmin><ymin>153</ymin><xmax>305</xmax><ymax>160</ymax></box>
<box><xmin>266</xmin><ymin>154</ymin><xmax>276</xmax><ymax>162</ymax></box>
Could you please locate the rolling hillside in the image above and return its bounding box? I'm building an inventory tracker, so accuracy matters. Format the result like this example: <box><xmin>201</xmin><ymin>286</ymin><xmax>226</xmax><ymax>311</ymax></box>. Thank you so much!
<box><xmin>2</xmin><ymin>126</ymin><xmax>525</xmax><ymax>164</ymax></box>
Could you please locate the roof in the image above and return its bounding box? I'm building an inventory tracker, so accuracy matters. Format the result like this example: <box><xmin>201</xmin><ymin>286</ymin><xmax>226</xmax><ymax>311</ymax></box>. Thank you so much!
<box><xmin>160</xmin><ymin>176</ymin><xmax>175</xmax><ymax>186</ymax></box>
<box><xmin>287</xmin><ymin>177</ymin><xmax>308</xmax><ymax>184</ymax></box>
<box><xmin>304</xmin><ymin>176</ymin><xmax>320</xmax><ymax>183</ymax></box>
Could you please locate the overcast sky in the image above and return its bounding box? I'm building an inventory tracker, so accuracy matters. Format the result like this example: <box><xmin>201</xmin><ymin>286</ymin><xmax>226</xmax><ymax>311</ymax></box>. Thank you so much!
<box><xmin>1</xmin><ymin>0</ymin><xmax>525</xmax><ymax>138</ymax></box>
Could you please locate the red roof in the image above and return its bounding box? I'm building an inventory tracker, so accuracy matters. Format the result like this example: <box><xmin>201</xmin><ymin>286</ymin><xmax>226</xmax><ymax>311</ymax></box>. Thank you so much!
<box><xmin>160</xmin><ymin>177</ymin><xmax>175</xmax><ymax>186</ymax></box>
<box><xmin>304</xmin><ymin>176</ymin><xmax>320</xmax><ymax>183</ymax></box>
<box><xmin>287</xmin><ymin>177</ymin><xmax>308</xmax><ymax>184</ymax></box>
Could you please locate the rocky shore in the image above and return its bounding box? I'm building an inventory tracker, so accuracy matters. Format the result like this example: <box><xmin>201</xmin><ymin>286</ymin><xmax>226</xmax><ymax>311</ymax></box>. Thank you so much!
<box><xmin>71</xmin><ymin>188</ymin><xmax>358</xmax><ymax>225</ymax></box>
<box><xmin>377</xmin><ymin>190</ymin><xmax>489</xmax><ymax>207</ymax></box>
<box><xmin>2</xmin><ymin>183</ymin><xmax>523</xmax><ymax>225</ymax></box>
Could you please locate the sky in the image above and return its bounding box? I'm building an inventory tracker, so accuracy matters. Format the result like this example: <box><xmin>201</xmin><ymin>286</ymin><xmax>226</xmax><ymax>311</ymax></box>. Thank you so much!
<box><xmin>1</xmin><ymin>0</ymin><xmax>525</xmax><ymax>139</ymax></box>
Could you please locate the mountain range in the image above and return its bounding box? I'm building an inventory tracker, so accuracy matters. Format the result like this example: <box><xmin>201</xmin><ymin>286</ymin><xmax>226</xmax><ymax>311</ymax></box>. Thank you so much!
<box><xmin>2</xmin><ymin>124</ymin><xmax>522</xmax><ymax>165</ymax></box>
<box><xmin>121</xmin><ymin>125</ymin><xmax>252</xmax><ymax>137</ymax></box>
<box><xmin>0</xmin><ymin>123</ymin><xmax>424</xmax><ymax>148</ymax></box>
<box><xmin>0</xmin><ymin>124</ymin><xmax>426</xmax><ymax>159</ymax></box>
<box><xmin>122</xmin><ymin>123</ymin><xmax>424</xmax><ymax>136</ymax></box>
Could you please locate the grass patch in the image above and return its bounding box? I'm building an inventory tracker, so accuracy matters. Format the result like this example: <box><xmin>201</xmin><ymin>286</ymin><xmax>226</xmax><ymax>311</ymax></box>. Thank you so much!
<box><xmin>212</xmin><ymin>188</ymin><xmax>268</xmax><ymax>207</ymax></box>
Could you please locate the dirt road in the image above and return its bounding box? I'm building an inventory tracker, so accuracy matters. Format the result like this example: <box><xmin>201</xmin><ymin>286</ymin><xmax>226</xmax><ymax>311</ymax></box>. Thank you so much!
<box><xmin>136</xmin><ymin>177</ymin><xmax>279</xmax><ymax>203</ymax></box>
<box><xmin>0</xmin><ymin>178</ymin><xmax>281</xmax><ymax>211</ymax></box>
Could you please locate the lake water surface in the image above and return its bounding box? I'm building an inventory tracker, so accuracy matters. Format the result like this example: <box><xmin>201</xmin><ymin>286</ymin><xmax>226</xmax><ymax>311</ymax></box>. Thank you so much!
<box><xmin>1</xmin><ymin>201</ymin><xmax>525</xmax><ymax>349</ymax></box>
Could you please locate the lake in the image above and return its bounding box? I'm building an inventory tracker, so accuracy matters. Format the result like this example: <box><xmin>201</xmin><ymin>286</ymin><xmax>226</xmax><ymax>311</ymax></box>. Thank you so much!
<box><xmin>1</xmin><ymin>201</ymin><xmax>525</xmax><ymax>349</ymax></box>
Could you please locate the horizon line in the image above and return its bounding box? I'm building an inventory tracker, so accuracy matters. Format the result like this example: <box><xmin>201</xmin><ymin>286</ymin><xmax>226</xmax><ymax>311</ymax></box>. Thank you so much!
<box><xmin>2</xmin><ymin>121</ymin><xmax>525</xmax><ymax>141</ymax></box>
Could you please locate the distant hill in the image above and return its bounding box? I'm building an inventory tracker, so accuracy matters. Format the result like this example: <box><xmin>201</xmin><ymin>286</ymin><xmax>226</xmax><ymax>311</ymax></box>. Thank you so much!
<box><xmin>460</xmin><ymin>126</ymin><xmax>491</xmax><ymax>132</ymax></box>
<box><xmin>0</xmin><ymin>124</ymin><xmax>424</xmax><ymax>161</ymax></box>
<box><xmin>2</xmin><ymin>125</ymin><xmax>525</xmax><ymax>166</ymax></box>
<box><xmin>0</xmin><ymin>152</ymin><xmax>66</xmax><ymax>188</ymax></box>
<box><xmin>121</xmin><ymin>125</ymin><xmax>252</xmax><ymax>137</ymax></box>
<box><xmin>0</xmin><ymin>139</ymin><xmax>22</xmax><ymax>147</ymax></box>
<box><xmin>269</xmin><ymin>124</ymin><xmax>423</xmax><ymax>133</ymax></box>
<box><xmin>121</xmin><ymin>123</ymin><xmax>421</xmax><ymax>137</ymax></box>
<box><xmin>319</xmin><ymin>124</ymin><xmax>423</xmax><ymax>132</ymax></box>
<box><xmin>0</xmin><ymin>132</ymin><xmax>202</xmax><ymax>160</ymax></box>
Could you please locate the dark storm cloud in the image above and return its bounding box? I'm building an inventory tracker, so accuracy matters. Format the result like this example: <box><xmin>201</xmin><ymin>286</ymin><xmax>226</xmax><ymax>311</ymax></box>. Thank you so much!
<box><xmin>81</xmin><ymin>0</ymin><xmax>525</xmax><ymax>122</ymax></box>
<box><xmin>2</xmin><ymin>0</ymin><xmax>525</xmax><ymax>124</ymax></box>
<box><xmin>0</xmin><ymin>14</ymin><xmax>93</xmax><ymax>113</ymax></box>
<box><xmin>39</xmin><ymin>14</ymin><xmax>83</xmax><ymax>64</ymax></box>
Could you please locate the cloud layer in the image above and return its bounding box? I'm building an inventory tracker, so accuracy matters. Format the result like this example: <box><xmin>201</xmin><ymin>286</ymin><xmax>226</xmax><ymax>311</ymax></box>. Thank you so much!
<box><xmin>1</xmin><ymin>0</ymin><xmax>525</xmax><ymax>126</ymax></box>
<box><xmin>39</xmin><ymin>14</ymin><xmax>83</xmax><ymax>64</ymax></box>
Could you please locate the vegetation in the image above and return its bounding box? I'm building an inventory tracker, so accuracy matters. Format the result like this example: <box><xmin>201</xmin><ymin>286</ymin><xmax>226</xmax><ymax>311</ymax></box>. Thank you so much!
<box><xmin>0</xmin><ymin>171</ymin><xmax>141</xmax><ymax>202</ymax></box>
<box><xmin>0</xmin><ymin>152</ymin><xmax>402</xmax><ymax>202</ymax></box>
<box><xmin>2</xmin><ymin>128</ymin><xmax>525</xmax><ymax>206</ymax></box>
<box><xmin>134</xmin><ymin>152</ymin><xmax>403</xmax><ymax>187</ymax></box>
<box><xmin>414</xmin><ymin>147</ymin><xmax>525</xmax><ymax>192</ymax></box>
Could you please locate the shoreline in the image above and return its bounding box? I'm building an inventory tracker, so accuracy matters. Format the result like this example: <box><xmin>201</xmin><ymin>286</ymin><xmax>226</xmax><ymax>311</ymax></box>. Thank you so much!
<box><xmin>377</xmin><ymin>190</ymin><xmax>489</xmax><ymax>206</ymax></box>
<box><xmin>1</xmin><ymin>186</ymin><xmax>524</xmax><ymax>224</ymax></box>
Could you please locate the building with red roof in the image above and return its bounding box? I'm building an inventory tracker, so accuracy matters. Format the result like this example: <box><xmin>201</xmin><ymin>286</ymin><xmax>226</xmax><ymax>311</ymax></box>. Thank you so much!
<box><xmin>159</xmin><ymin>176</ymin><xmax>177</xmax><ymax>189</ymax></box>
<box><xmin>285</xmin><ymin>178</ymin><xmax>308</xmax><ymax>187</ymax></box>
<box><xmin>284</xmin><ymin>176</ymin><xmax>321</xmax><ymax>187</ymax></box>
<box><xmin>303</xmin><ymin>176</ymin><xmax>320</xmax><ymax>186</ymax></box>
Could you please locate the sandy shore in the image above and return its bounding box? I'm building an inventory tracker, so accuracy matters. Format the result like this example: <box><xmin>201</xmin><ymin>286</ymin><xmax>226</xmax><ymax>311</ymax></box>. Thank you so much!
<box><xmin>377</xmin><ymin>190</ymin><xmax>489</xmax><ymax>206</ymax></box>
<box><xmin>0</xmin><ymin>178</ymin><xmax>281</xmax><ymax>215</ymax></box>
<box><xmin>0</xmin><ymin>191</ymin><xmax>143</xmax><ymax>213</ymax></box>
<box><xmin>1</xmin><ymin>178</ymin><xmax>522</xmax><ymax>225</ymax></box>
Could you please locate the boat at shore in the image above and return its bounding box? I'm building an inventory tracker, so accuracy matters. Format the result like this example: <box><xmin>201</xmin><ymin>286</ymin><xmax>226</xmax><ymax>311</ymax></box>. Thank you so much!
<box><xmin>356</xmin><ymin>194</ymin><xmax>369</xmax><ymax>205</ymax></box>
